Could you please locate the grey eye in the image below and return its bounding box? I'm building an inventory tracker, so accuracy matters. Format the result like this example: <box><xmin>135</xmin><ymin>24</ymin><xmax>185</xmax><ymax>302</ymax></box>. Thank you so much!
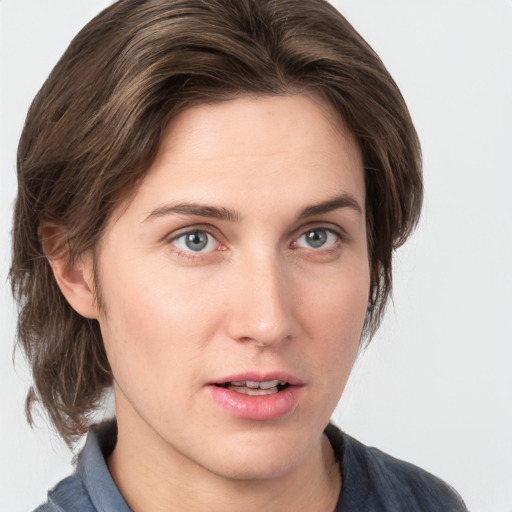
<box><xmin>172</xmin><ymin>230</ymin><xmax>216</xmax><ymax>253</ymax></box>
<box><xmin>184</xmin><ymin>231</ymin><xmax>209</xmax><ymax>251</ymax></box>
<box><xmin>304</xmin><ymin>229</ymin><xmax>328</xmax><ymax>248</ymax></box>
<box><xmin>296</xmin><ymin>228</ymin><xmax>338</xmax><ymax>249</ymax></box>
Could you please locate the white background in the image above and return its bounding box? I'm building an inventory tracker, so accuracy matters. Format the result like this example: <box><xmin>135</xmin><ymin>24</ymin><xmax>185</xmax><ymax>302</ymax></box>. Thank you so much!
<box><xmin>1</xmin><ymin>1</ymin><xmax>511</xmax><ymax>511</ymax></box>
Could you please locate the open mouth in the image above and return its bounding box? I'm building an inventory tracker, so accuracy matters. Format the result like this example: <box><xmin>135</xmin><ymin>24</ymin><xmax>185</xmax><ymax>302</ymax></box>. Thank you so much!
<box><xmin>208</xmin><ymin>376</ymin><xmax>303</xmax><ymax>419</ymax></box>
<box><xmin>215</xmin><ymin>380</ymin><xmax>290</xmax><ymax>396</ymax></box>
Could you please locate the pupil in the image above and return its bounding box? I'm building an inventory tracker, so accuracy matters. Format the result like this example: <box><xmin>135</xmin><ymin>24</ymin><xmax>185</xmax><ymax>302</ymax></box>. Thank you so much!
<box><xmin>185</xmin><ymin>231</ymin><xmax>208</xmax><ymax>251</ymax></box>
<box><xmin>306</xmin><ymin>229</ymin><xmax>327</xmax><ymax>248</ymax></box>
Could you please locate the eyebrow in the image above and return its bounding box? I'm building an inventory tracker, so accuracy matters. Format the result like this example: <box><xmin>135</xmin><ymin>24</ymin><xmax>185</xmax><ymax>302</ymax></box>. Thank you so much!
<box><xmin>143</xmin><ymin>193</ymin><xmax>362</xmax><ymax>223</ymax></box>
<box><xmin>144</xmin><ymin>203</ymin><xmax>241</xmax><ymax>223</ymax></box>
<box><xmin>297</xmin><ymin>194</ymin><xmax>362</xmax><ymax>219</ymax></box>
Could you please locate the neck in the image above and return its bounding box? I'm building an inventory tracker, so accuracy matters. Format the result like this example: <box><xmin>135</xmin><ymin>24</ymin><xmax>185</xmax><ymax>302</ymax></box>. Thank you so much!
<box><xmin>108</xmin><ymin>403</ymin><xmax>341</xmax><ymax>512</ymax></box>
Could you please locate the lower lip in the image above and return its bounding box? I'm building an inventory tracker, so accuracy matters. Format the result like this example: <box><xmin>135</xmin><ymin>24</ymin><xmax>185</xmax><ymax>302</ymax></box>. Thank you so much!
<box><xmin>207</xmin><ymin>385</ymin><xmax>303</xmax><ymax>421</ymax></box>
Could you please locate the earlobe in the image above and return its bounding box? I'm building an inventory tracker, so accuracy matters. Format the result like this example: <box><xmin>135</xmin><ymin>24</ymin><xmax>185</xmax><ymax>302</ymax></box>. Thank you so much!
<box><xmin>39</xmin><ymin>222</ymin><xmax>99</xmax><ymax>320</ymax></box>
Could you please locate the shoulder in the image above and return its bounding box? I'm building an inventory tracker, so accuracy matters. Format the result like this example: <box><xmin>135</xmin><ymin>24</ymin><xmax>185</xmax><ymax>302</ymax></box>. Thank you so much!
<box><xmin>325</xmin><ymin>424</ymin><xmax>468</xmax><ymax>511</ymax></box>
<box><xmin>32</xmin><ymin>474</ymin><xmax>95</xmax><ymax>512</ymax></box>
<box><xmin>31</xmin><ymin>421</ymin><xmax>124</xmax><ymax>512</ymax></box>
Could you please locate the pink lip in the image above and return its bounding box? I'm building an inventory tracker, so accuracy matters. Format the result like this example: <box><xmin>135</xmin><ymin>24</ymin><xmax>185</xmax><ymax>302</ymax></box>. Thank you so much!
<box><xmin>210</xmin><ymin>371</ymin><xmax>304</xmax><ymax>386</ymax></box>
<box><xmin>206</xmin><ymin>371</ymin><xmax>304</xmax><ymax>421</ymax></box>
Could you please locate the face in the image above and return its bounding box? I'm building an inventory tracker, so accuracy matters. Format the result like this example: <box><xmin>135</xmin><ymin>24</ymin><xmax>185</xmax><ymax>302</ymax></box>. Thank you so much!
<box><xmin>92</xmin><ymin>94</ymin><xmax>369</xmax><ymax>480</ymax></box>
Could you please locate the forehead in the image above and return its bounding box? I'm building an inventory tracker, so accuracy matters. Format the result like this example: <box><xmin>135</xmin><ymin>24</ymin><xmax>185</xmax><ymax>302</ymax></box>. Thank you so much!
<box><xmin>111</xmin><ymin>94</ymin><xmax>365</xmax><ymax>225</ymax></box>
<box><xmin>160</xmin><ymin>94</ymin><xmax>357</xmax><ymax>163</ymax></box>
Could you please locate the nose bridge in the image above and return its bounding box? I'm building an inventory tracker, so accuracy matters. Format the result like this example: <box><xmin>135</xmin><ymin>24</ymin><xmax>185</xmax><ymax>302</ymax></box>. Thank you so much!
<box><xmin>227</xmin><ymin>247</ymin><xmax>293</xmax><ymax>346</ymax></box>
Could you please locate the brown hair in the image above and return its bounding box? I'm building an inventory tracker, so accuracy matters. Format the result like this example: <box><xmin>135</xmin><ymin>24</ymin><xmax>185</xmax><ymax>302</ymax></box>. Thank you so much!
<box><xmin>10</xmin><ymin>0</ymin><xmax>422</xmax><ymax>444</ymax></box>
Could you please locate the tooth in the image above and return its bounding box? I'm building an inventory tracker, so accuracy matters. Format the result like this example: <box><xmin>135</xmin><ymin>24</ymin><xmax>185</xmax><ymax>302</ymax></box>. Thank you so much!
<box><xmin>259</xmin><ymin>380</ymin><xmax>280</xmax><ymax>389</ymax></box>
<box><xmin>245</xmin><ymin>387</ymin><xmax>278</xmax><ymax>395</ymax></box>
<box><xmin>226</xmin><ymin>380</ymin><xmax>287</xmax><ymax>391</ymax></box>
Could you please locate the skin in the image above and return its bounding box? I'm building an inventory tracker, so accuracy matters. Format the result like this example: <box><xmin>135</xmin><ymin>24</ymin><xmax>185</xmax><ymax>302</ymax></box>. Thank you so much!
<box><xmin>51</xmin><ymin>94</ymin><xmax>370</xmax><ymax>511</ymax></box>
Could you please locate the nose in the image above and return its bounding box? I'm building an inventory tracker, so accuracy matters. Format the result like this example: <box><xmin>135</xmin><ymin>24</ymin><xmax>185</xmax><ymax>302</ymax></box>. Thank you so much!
<box><xmin>225</xmin><ymin>251</ymin><xmax>295</xmax><ymax>348</ymax></box>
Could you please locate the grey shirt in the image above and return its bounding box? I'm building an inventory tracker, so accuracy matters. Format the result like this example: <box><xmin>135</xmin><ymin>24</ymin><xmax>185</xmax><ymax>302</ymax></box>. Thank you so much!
<box><xmin>34</xmin><ymin>421</ymin><xmax>468</xmax><ymax>511</ymax></box>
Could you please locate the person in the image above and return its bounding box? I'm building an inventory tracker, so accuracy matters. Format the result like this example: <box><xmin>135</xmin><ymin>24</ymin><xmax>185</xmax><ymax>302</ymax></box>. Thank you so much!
<box><xmin>9</xmin><ymin>0</ymin><xmax>468</xmax><ymax>510</ymax></box>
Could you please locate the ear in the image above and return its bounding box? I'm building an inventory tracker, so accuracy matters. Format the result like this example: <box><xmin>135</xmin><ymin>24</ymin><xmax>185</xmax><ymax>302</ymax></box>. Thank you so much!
<box><xmin>39</xmin><ymin>222</ymin><xmax>99</xmax><ymax>320</ymax></box>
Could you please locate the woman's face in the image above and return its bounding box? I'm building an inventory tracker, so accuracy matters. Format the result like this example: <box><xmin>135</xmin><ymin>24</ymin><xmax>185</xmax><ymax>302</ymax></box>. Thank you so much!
<box><xmin>93</xmin><ymin>94</ymin><xmax>370</xmax><ymax>480</ymax></box>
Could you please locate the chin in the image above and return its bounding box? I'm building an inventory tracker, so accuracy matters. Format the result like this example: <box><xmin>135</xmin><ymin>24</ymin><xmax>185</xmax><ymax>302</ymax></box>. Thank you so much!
<box><xmin>198</xmin><ymin>428</ymin><xmax>316</xmax><ymax>482</ymax></box>
<box><xmin>211</xmin><ymin>452</ymin><xmax>300</xmax><ymax>482</ymax></box>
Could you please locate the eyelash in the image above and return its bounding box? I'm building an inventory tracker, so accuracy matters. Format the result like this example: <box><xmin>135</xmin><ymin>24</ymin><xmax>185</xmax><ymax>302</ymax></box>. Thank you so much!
<box><xmin>168</xmin><ymin>226</ymin><xmax>345</xmax><ymax>260</ymax></box>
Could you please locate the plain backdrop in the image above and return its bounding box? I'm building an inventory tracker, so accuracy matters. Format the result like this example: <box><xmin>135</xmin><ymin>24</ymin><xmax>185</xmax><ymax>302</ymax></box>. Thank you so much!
<box><xmin>1</xmin><ymin>1</ymin><xmax>511</xmax><ymax>511</ymax></box>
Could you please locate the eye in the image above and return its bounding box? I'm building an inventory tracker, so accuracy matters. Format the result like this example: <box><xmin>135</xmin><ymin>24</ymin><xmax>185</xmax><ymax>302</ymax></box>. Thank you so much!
<box><xmin>171</xmin><ymin>230</ymin><xmax>218</xmax><ymax>253</ymax></box>
<box><xmin>295</xmin><ymin>228</ymin><xmax>339</xmax><ymax>249</ymax></box>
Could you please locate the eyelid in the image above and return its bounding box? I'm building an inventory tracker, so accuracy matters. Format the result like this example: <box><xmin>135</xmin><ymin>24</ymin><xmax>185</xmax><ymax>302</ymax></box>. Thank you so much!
<box><xmin>167</xmin><ymin>223</ymin><xmax>221</xmax><ymax>242</ymax></box>
<box><xmin>293</xmin><ymin>221</ymin><xmax>349</xmax><ymax>242</ymax></box>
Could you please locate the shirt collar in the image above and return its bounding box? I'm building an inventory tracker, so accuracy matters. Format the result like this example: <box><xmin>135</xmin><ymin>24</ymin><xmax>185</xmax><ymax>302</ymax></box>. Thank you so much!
<box><xmin>77</xmin><ymin>420</ymin><xmax>132</xmax><ymax>512</ymax></box>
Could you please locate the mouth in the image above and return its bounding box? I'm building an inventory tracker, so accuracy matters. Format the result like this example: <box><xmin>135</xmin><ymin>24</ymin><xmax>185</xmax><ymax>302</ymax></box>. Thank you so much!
<box><xmin>207</xmin><ymin>372</ymin><xmax>303</xmax><ymax>420</ymax></box>
<box><xmin>214</xmin><ymin>380</ymin><xmax>290</xmax><ymax>396</ymax></box>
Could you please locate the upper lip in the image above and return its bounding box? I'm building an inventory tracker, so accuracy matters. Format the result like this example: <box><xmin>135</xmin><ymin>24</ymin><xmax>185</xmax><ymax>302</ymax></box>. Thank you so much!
<box><xmin>209</xmin><ymin>371</ymin><xmax>304</xmax><ymax>386</ymax></box>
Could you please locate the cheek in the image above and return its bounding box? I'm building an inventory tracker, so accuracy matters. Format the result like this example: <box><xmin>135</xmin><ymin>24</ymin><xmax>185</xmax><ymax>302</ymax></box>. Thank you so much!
<box><xmin>298</xmin><ymin>257</ymin><xmax>369</xmax><ymax>374</ymax></box>
<box><xmin>100</xmin><ymin>253</ymin><xmax>217</xmax><ymax>331</ymax></box>
<box><xmin>96</xmin><ymin>259</ymin><xmax>211</xmax><ymax>384</ymax></box>
<box><xmin>302</xmin><ymin>255</ymin><xmax>370</xmax><ymax>332</ymax></box>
